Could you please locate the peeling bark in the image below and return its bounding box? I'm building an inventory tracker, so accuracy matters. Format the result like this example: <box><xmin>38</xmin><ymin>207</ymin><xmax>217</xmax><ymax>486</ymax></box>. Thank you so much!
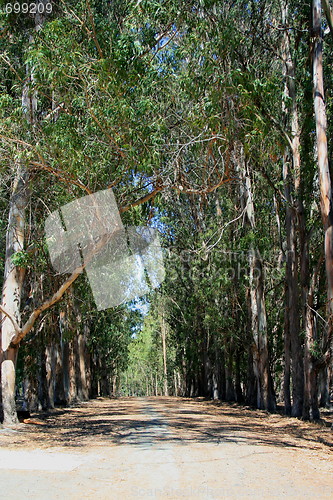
<box><xmin>313</xmin><ymin>0</ymin><xmax>333</xmax><ymax>364</ymax></box>
<box><xmin>1</xmin><ymin>167</ymin><xmax>28</xmax><ymax>424</ymax></box>
<box><xmin>0</xmin><ymin>1</ymin><xmax>49</xmax><ymax>425</ymax></box>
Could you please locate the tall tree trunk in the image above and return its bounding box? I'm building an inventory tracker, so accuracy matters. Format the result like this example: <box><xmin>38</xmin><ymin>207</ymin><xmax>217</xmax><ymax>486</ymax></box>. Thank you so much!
<box><xmin>237</xmin><ymin>145</ymin><xmax>276</xmax><ymax>411</ymax></box>
<box><xmin>313</xmin><ymin>0</ymin><xmax>333</xmax><ymax>366</ymax></box>
<box><xmin>281</xmin><ymin>2</ymin><xmax>304</xmax><ymax>416</ymax></box>
<box><xmin>0</xmin><ymin>1</ymin><xmax>48</xmax><ymax>425</ymax></box>
<box><xmin>249</xmin><ymin>248</ymin><xmax>276</xmax><ymax>411</ymax></box>
<box><xmin>161</xmin><ymin>312</ymin><xmax>168</xmax><ymax>396</ymax></box>
<box><xmin>1</xmin><ymin>167</ymin><xmax>28</xmax><ymax>424</ymax></box>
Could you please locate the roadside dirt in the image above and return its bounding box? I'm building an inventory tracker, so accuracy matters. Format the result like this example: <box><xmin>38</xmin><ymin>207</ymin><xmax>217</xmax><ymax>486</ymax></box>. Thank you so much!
<box><xmin>0</xmin><ymin>397</ymin><xmax>332</xmax><ymax>499</ymax></box>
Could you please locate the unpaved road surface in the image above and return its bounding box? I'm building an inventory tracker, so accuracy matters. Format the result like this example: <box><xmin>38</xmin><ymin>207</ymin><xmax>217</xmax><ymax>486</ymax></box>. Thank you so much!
<box><xmin>0</xmin><ymin>397</ymin><xmax>332</xmax><ymax>499</ymax></box>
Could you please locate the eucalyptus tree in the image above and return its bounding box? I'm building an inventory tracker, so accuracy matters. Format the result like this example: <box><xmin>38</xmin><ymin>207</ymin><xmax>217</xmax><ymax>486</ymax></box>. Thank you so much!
<box><xmin>0</xmin><ymin>0</ymin><xmax>51</xmax><ymax>424</ymax></box>
<box><xmin>312</xmin><ymin>0</ymin><xmax>333</xmax><ymax>402</ymax></box>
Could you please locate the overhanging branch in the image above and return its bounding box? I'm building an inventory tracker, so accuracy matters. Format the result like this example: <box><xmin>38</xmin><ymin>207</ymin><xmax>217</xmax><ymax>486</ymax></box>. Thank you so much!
<box><xmin>11</xmin><ymin>266</ymin><xmax>84</xmax><ymax>346</ymax></box>
<box><xmin>8</xmin><ymin>171</ymin><xmax>234</xmax><ymax>346</ymax></box>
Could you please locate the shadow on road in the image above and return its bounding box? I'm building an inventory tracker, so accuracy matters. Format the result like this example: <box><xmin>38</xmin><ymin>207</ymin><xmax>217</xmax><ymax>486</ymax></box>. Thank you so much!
<box><xmin>3</xmin><ymin>397</ymin><xmax>331</xmax><ymax>454</ymax></box>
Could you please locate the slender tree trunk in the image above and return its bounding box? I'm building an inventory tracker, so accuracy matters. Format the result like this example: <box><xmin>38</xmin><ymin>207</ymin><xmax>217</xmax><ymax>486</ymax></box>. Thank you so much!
<box><xmin>245</xmin><ymin>288</ymin><xmax>257</xmax><ymax>407</ymax></box>
<box><xmin>281</xmin><ymin>2</ymin><xmax>304</xmax><ymax>416</ymax></box>
<box><xmin>212</xmin><ymin>345</ymin><xmax>220</xmax><ymax>400</ymax></box>
<box><xmin>173</xmin><ymin>370</ymin><xmax>178</xmax><ymax>397</ymax></box>
<box><xmin>219</xmin><ymin>348</ymin><xmax>226</xmax><ymax>400</ymax></box>
<box><xmin>283</xmin><ymin>282</ymin><xmax>292</xmax><ymax>415</ymax></box>
<box><xmin>249</xmin><ymin>248</ymin><xmax>276</xmax><ymax>411</ymax></box>
<box><xmin>300</xmin><ymin>210</ymin><xmax>321</xmax><ymax>420</ymax></box>
<box><xmin>161</xmin><ymin>313</ymin><xmax>168</xmax><ymax>396</ymax></box>
<box><xmin>68</xmin><ymin>340</ymin><xmax>77</xmax><ymax>402</ymax></box>
<box><xmin>225</xmin><ymin>338</ymin><xmax>235</xmax><ymax>401</ymax></box>
<box><xmin>235</xmin><ymin>347</ymin><xmax>243</xmax><ymax>403</ymax></box>
<box><xmin>303</xmin><ymin>267</ymin><xmax>320</xmax><ymax>420</ymax></box>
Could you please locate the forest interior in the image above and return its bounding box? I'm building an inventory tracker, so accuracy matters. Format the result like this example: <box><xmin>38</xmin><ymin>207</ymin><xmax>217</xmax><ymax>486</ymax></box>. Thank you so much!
<box><xmin>0</xmin><ymin>0</ymin><xmax>333</xmax><ymax>498</ymax></box>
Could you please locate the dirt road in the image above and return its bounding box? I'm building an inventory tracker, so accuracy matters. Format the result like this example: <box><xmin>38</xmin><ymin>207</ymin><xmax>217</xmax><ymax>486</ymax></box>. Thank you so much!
<box><xmin>0</xmin><ymin>397</ymin><xmax>332</xmax><ymax>499</ymax></box>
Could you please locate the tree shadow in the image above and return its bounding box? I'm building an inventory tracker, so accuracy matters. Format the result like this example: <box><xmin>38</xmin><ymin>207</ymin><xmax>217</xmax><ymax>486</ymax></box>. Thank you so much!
<box><xmin>1</xmin><ymin>397</ymin><xmax>332</xmax><ymax>453</ymax></box>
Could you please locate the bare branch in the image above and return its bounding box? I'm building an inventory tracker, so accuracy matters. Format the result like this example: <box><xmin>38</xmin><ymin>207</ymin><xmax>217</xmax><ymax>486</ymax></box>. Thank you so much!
<box><xmin>0</xmin><ymin>305</ymin><xmax>22</xmax><ymax>336</ymax></box>
<box><xmin>30</xmin><ymin>161</ymin><xmax>92</xmax><ymax>195</ymax></box>
<box><xmin>148</xmin><ymin>29</ymin><xmax>179</xmax><ymax>64</ymax></box>
<box><xmin>11</xmin><ymin>228</ymin><xmax>117</xmax><ymax>346</ymax></box>
<box><xmin>43</xmin><ymin>103</ymin><xmax>66</xmax><ymax>121</ymax></box>
<box><xmin>11</xmin><ymin>266</ymin><xmax>83</xmax><ymax>346</ymax></box>
<box><xmin>175</xmin><ymin>176</ymin><xmax>234</xmax><ymax>195</ymax></box>
<box><xmin>86</xmin><ymin>0</ymin><xmax>104</xmax><ymax>59</ymax></box>
<box><xmin>120</xmin><ymin>185</ymin><xmax>164</xmax><ymax>212</ymax></box>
